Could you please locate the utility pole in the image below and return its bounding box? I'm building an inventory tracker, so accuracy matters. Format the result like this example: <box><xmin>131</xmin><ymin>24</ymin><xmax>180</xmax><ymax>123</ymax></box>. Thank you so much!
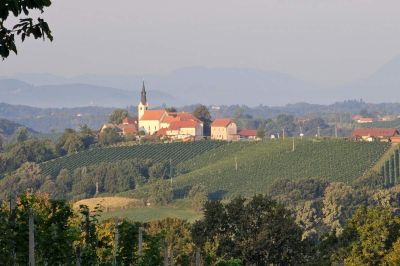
<box><xmin>235</xmin><ymin>156</ymin><xmax>238</xmax><ymax>171</ymax></box>
<box><xmin>317</xmin><ymin>126</ymin><xmax>320</xmax><ymax>138</ymax></box>
<box><xmin>170</xmin><ymin>245</ymin><xmax>175</xmax><ymax>266</ymax></box>
<box><xmin>292</xmin><ymin>137</ymin><xmax>295</xmax><ymax>152</ymax></box>
<box><xmin>29</xmin><ymin>208</ymin><xmax>35</xmax><ymax>266</ymax></box>
<box><xmin>282</xmin><ymin>128</ymin><xmax>285</xmax><ymax>140</ymax></box>
<box><xmin>170</xmin><ymin>159</ymin><xmax>173</xmax><ymax>185</ymax></box>
<box><xmin>335</xmin><ymin>124</ymin><xmax>338</xmax><ymax>138</ymax></box>
<box><xmin>163</xmin><ymin>239</ymin><xmax>168</xmax><ymax>266</ymax></box>
<box><xmin>114</xmin><ymin>218</ymin><xmax>119</xmax><ymax>266</ymax></box>
<box><xmin>195</xmin><ymin>248</ymin><xmax>201</xmax><ymax>266</ymax></box>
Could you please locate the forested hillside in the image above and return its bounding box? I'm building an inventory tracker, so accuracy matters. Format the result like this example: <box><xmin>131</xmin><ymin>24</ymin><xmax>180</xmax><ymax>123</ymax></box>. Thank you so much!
<box><xmin>0</xmin><ymin>119</ymin><xmax>36</xmax><ymax>138</ymax></box>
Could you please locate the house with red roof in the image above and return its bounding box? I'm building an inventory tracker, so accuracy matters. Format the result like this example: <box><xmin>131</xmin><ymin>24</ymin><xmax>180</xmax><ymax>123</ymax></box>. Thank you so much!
<box><xmin>238</xmin><ymin>129</ymin><xmax>260</xmax><ymax>140</ymax></box>
<box><xmin>352</xmin><ymin>128</ymin><xmax>399</xmax><ymax>142</ymax></box>
<box><xmin>211</xmin><ymin>118</ymin><xmax>238</xmax><ymax>141</ymax></box>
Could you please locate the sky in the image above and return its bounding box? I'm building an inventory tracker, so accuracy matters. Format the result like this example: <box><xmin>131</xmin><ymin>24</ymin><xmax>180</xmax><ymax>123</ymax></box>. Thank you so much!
<box><xmin>1</xmin><ymin>0</ymin><xmax>400</xmax><ymax>86</ymax></box>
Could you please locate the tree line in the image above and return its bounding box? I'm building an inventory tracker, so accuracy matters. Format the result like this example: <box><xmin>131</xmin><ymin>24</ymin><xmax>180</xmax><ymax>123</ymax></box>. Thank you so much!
<box><xmin>2</xmin><ymin>192</ymin><xmax>400</xmax><ymax>265</ymax></box>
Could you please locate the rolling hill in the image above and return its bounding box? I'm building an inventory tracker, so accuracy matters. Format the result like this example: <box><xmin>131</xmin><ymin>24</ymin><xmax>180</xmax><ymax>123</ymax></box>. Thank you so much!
<box><xmin>39</xmin><ymin>139</ymin><xmax>391</xmax><ymax>201</ymax></box>
<box><xmin>173</xmin><ymin>140</ymin><xmax>390</xmax><ymax>199</ymax></box>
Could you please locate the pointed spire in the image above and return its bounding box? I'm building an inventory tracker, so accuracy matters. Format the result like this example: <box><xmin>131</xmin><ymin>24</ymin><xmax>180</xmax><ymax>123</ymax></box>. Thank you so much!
<box><xmin>141</xmin><ymin>80</ymin><xmax>147</xmax><ymax>105</ymax></box>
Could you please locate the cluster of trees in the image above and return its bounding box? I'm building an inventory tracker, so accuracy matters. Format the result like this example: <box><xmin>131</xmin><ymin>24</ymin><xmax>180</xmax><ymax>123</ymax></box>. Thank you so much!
<box><xmin>0</xmin><ymin>159</ymin><xmax>174</xmax><ymax>201</ymax></box>
<box><xmin>3</xmin><ymin>192</ymin><xmax>399</xmax><ymax>265</ymax></box>
<box><xmin>0</xmin><ymin>126</ymin><xmax>97</xmax><ymax>178</ymax></box>
<box><xmin>267</xmin><ymin>174</ymin><xmax>400</xmax><ymax>243</ymax></box>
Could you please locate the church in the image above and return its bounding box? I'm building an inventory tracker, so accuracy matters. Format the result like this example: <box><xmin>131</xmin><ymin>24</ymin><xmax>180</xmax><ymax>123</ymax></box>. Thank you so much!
<box><xmin>138</xmin><ymin>82</ymin><xmax>204</xmax><ymax>140</ymax></box>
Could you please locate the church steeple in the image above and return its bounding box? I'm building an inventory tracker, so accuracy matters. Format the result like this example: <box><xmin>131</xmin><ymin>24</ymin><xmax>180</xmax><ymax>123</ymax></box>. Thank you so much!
<box><xmin>141</xmin><ymin>81</ymin><xmax>147</xmax><ymax>105</ymax></box>
<box><xmin>138</xmin><ymin>81</ymin><xmax>149</xmax><ymax>122</ymax></box>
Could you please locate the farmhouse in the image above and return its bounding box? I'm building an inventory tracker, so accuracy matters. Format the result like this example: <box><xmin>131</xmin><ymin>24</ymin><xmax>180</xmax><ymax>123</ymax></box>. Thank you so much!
<box><xmin>238</xmin><ymin>129</ymin><xmax>259</xmax><ymax>140</ymax></box>
<box><xmin>211</xmin><ymin>118</ymin><xmax>238</xmax><ymax>141</ymax></box>
<box><xmin>352</xmin><ymin>128</ymin><xmax>399</xmax><ymax>142</ymax></box>
<box><xmin>100</xmin><ymin>116</ymin><xmax>138</xmax><ymax>136</ymax></box>
<box><xmin>356</xmin><ymin>117</ymin><xmax>375</xmax><ymax>124</ymax></box>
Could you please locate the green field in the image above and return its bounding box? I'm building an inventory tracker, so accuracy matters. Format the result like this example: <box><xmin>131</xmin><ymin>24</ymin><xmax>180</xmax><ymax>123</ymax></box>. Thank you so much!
<box><xmin>99</xmin><ymin>204</ymin><xmax>201</xmax><ymax>222</ymax></box>
<box><xmin>172</xmin><ymin>139</ymin><xmax>390</xmax><ymax>199</ymax></box>
<box><xmin>41</xmin><ymin>141</ymin><xmax>225</xmax><ymax>176</ymax></box>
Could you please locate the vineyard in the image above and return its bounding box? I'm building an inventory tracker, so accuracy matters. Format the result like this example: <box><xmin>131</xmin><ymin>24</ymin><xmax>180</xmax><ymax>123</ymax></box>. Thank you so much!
<box><xmin>172</xmin><ymin>139</ymin><xmax>390</xmax><ymax>199</ymax></box>
<box><xmin>380</xmin><ymin>147</ymin><xmax>400</xmax><ymax>187</ymax></box>
<box><xmin>40</xmin><ymin>141</ymin><xmax>225</xmax><ymax>177</ymax></box>
<box><xmin>359</xmin><ymin>119</ymin><xmax>400</xmax><ymax>129</ymax></box>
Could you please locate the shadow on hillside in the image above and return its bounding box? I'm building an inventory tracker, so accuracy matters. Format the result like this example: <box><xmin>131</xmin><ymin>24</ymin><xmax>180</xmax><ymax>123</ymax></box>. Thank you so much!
<box><xmin>208</xmin><ymin>190</ymin><xmax>228</xmax><ymax>201</ymax></box>
<box><xmin>173</xmin><ymin>186</ymin><xmax>191</xmax><ymax>199</ymax></box>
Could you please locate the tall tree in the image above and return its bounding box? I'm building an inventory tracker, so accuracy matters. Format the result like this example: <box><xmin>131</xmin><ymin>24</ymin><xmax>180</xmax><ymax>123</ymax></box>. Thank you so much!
<box><xmin>193</xmin><ymin>105</ymin><xmax>212</xmax><ymax>136</ymax></box>
<box><xmin>0</xmin><ymin>0</ymin><xmax>53</xmax><ymax>59</ymax></box>
<box><xmin>16</xmin><ymin>127</ymin><xmax>29</xmax><ymax>143</ymax></box>
<box><xmin>109</xmin><ymin>109</ymin><xmax>129</xmax><ymax>125</ymax></box>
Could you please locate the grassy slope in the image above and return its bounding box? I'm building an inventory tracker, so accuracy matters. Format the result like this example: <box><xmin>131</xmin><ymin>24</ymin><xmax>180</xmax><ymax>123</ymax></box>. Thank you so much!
<box><xmin>99</xmin><ymin>200</ymin><xmax>201</xmax><ymax>222</ymax></box>
<box><xmin>173</xmin><ymin>139</ymin><xmax>390</xmax><ymax>199</ymax></box>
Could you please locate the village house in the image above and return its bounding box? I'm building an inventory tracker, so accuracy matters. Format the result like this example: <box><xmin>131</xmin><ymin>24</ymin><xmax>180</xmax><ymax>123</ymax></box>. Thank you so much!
<box><xmin>356</xmin><ymin>117</ymin><xmax>376</xmax><ymax>124</ymax></box>
<box><xmin>211</xmin><ymin>118</ymin><xmax>238</xmax><ymax>141</ymax></box>
<box><xmin>100</xmin><ymin>116</ymin><xmax>138</xmax><ymax>136</ymax></box>
<box><xmin>352</xmin><ymin>128</ymin><xmax>399</xmax><ymax>142</ymax></box>
<box><xmin>238</xmin><ymin>129</ymin><xmax>260</xmax><ymax>141</ymax></box>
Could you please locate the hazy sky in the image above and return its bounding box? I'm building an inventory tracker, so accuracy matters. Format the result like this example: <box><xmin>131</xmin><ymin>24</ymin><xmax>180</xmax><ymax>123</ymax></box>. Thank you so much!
<box><xmin>1</xmin><ymin>0</ymin><xmax>400</xmax><ymax>86</ymax></box>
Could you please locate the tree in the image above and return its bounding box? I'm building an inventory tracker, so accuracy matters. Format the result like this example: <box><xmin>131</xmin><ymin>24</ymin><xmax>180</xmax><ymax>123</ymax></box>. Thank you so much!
<box><xmin>188</xmin><ymin>184</ymin><xmax>207</xmax><ymax>211</ymax></box>
<box><xmin>256</xmin><ymin>125</ymin><xmax>265</xmax><ymax>139</ymax></box>
<box><xmin>98</xmin><ymin>127</ymin><xmax>122</xmax><ymax>146</ymax></box>
<box><xmin>57</xmin><ymin>128</ymin><xmax>84</xmax><ymax>155</ymax></box>
<box><xmin>16</xmin><ymin>127</ymin><xmax>29</xmax><ymax>143</ymax></box>
<box><xmin>147</xmin><ymin>218</ymin><xmax>195</xmax><ymax>265</ymax></box>
<box><xmin>192</xmin><ymin>195</ymin><xmax>308</xmax><ymax>265</ymax></box>
<box><xmin>193</xmin><ymin>105</ymin><xmax>212</xmax><ymax>136</ymax></box>
<box><xmin>0</xmin><ymin>0</ymin><xmax>53</xmax><ymax>59</ymax></box>
<box><xmin>343</xmin><ymin>206</ymin><xmax>400</xmax><ymax>265</ymax></box>
<box><xmin>322</xmin><ymin>182</ymin><xmax>359</xmax><ymax>235</ymax></box>
<box><xmin>79</xmin><ymin>124</ymin><xmax>96</xmax><ymax>148</ymax></box>
<box><xmin>165</xmin><ymin>107</ymin><xmax>177</xmax><ymax>112</ymax></box>
<box><xmin>109</xmin><ymin>109</ymin><xmax>129</xmax><ymax>125</ymax></box>
<box><xmin>149</xmin><ymin>180</ymin><xmax>173</xmax><ymax>205</ymax></box>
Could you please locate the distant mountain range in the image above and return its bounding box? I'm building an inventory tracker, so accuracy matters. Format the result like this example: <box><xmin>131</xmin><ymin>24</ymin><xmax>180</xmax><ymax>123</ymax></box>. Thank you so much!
<box><xmin>0</xmin><ymin>79</ymin><xmax>175</xmax><ymax>108</ymax></box>
<box><xmin>1</xmin><ymin>55</ymin><xmax>400</xmax><ymax>107</ymax></box>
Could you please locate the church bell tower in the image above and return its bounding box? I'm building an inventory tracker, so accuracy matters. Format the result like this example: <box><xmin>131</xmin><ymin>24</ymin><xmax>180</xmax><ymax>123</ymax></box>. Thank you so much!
<box><xmin>138</xmin><ymin>81</ymin><xmax>149</xmax><ymax>120</ymax></box>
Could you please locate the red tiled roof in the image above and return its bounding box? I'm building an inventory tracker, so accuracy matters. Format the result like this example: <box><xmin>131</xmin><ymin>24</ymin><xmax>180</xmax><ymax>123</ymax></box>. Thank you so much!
<box><xmin>162</xmin><ymin>112</ymin><xmax>201</xmax><ymax>124</ymax></box>
<box><xmin>211</xmin><ymin>118</ymin><xmax>234</xmax><ymax>127</ymax></box>
<box><xmin>238</xmin><ymin>129</ymin><xmax>257</xmax><ymax>137</ymax></box>
<box><xmin>118</xmin><ymin>124</ymin><xmax>137</xmax><ymax>134</ymax></box>
<box><xmin>352</xmin><ymin>128</ymin><xmax>399</xmax><ymax>138</ymax></box>
<box><xmin>156</xmin><ymin>128</ymin><xmax>168</xmax><ymax>136</ymax></box>
<box><xmin>161</xmin><ymin>115</ymin><xmax>176</xmax><ymax>124</ymax></box>
<box><xmin>140</xmin><ymin>110</ymin><xmax>166</xmax><ymax>121</ymax></box>
<box><xmin>169</xmin><ymin>120</ymin><xmax>198</xmax><ymax>130</ymax></box>
<box><xmin>176</xmin><ymin>112</ymin><xmax>201</xmax><ymax>122</ymax></box>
